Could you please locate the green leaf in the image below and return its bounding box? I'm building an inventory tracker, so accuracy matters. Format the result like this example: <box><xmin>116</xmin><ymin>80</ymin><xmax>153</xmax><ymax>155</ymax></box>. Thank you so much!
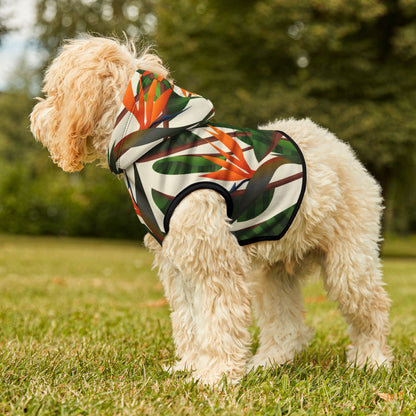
<box><xmin>233</xmin><ymin>205</ymin><xmax>296</xmax><ymax>241</ymax></box>
<box><xmin>232</xmin><ymin>188</ymin><xmax>275</xmax><ymax>222</ymax></box>
<box><xmin>152</xmin><ymin>155</ymin><xmax>223</xmax><ymax>175</ymax></box>
<box><xmin>167</xmin><ymin>92</ymin><xmax>192</xmax><ymax>116</ymax></box>
<box><xmin>152</xmin><ymin>189</ymin><xmax>173</xmax><ymax>213</ymax></box>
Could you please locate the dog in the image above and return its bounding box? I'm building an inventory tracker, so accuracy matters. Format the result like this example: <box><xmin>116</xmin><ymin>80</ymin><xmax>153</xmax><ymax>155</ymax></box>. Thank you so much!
<box><xmin>30</xmin><ymin>36</ymin><xmax>393</xmax><ymax>385</ymax></box>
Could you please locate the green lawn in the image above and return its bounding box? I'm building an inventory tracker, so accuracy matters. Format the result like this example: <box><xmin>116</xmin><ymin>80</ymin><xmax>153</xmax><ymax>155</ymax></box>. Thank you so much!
<box><xmin>0</xmin><ymin>234</ymin><xmax>415</xmax><ymax>415</ymax></box>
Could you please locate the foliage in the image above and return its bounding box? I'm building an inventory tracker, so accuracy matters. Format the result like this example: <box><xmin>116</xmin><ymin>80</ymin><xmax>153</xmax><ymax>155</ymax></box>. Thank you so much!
<box><xmin>0</xmin><ymin>91</ymin><xmax>144</xmax><ymax>239</ymax></box>
<box><xmin>382</xmin><ymin>233</ymin><xmax>416</xmax><ymax>257</ymax></box>
<box><xmin>0</xmin><ymin>0</ymin><xmax>11</xmax><ymax>44</ymax></box>
<box><xmin>34</xmin><ymin>0</ymin><xmax>156</xmax><ymax>55</ymax></box>
<box><xmin>0</xmin><ymin>0</ymin><xmax>415</xmax><ymax>236</ymax></box>
<box><xmin>0</xmin><ymin>234</ymin><xmax>416</xmax><ymax>414</ymax></box>
<box><xmin>155</xmin><ymin>0</ymin><xmax>416</xmax><ymax>233</ymax></box>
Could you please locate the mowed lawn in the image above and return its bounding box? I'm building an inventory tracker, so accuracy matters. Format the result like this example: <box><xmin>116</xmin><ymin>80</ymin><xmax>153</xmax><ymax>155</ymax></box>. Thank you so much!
<box><xmin>0</xmin><ymin>234</ymin><xmax>415</xmax><ymax>415</ymax></box>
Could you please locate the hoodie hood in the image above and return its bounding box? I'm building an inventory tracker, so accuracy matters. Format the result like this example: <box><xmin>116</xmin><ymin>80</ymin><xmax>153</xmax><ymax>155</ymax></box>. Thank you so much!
<box><xmin>109</xmin><ymin>70</ymin><xmax>215</xmax><ymax>174</ymax></box>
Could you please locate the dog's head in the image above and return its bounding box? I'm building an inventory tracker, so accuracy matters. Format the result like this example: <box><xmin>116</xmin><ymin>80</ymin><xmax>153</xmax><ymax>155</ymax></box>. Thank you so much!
<box><xmin>30</xmin><ymin>36</ymin><xmax>169</xmax><ymax>172</ymax></box>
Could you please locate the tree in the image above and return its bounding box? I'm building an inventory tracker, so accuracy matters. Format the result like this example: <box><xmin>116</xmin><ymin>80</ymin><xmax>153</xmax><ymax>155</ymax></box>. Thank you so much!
<box><xmin>0</xmin><ymin>0</ymin><xmax>11</xmax><ymax>44</ymax></box>
<box><xmin>0</xmin><ymin>90</ymin><xmax>143</xmax><ymax>238</ymax></box>
<box><xmin>0</xmin><ymin>0</ymin><xmax>158</xmax><ymax>239</ymax></box>
<box><xmin>0</xmin><ymin>0</ymin><xmax>150</xmax><ymax>239</ymax></box>
<box><xmin>34</xmin><ymin>0</ymin><xmax>157</xmax><ymax>56</ymax></box>
<box><xmin>155</xmin><ymin>0</ymin><xmax>416</xmax><ymax>233</ymax></box>
<box><xmin>2</xmin><ymin>0</ymin><xmax>414</xmax><ymax>237</ymax></box>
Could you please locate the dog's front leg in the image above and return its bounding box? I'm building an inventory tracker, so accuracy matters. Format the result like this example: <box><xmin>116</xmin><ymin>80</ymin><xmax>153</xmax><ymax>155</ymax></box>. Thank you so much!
<box><xmin>145</xmin><ymin>233</ymin><xmax>199</xmax><ymax>372</ymax></box>
<box><xmin>162</xmin><ymin>190</ymin><xmax>252</xmax><ymax>386</ymax></box>
<box><xmin>248</xmin><ymin>263</ymin><xmax>314</xmax><ymax>370</ymax></box>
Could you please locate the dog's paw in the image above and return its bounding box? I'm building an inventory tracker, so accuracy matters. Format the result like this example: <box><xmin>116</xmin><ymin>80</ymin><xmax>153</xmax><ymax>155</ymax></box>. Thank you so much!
<box><xmin>163</xmin><ymin>359</ymin><xmax>195</xmax><ymax>374</ymax></box>
<box><xmin>346</xmin><ymin>344</ymin><xmax>394</xmax><ymax>370</ymax></box>
<box><xmin>247</xmin><ymin>352</ymin><xmax>291</xmax><ymax>373</ymax></box>
<box><xmin>248</xmin><ymin>327</ymin><xmax>314</xmax><ymax>373</ymax></box>
<box><xmin>190</xmin><ymin>369</ymin><xmax>241</xmax><ymax>387</ymax></box>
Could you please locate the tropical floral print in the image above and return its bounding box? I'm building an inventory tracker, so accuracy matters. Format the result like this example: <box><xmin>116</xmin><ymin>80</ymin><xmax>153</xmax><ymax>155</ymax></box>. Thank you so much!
<box><xmin>109</xmin><ymin>70</ymin><xmax>306</xmax><ymax>245</ymax></box>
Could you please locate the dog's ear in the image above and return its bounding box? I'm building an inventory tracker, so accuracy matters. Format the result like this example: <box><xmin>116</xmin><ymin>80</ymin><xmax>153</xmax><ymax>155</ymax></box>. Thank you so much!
<box><xmin>30</xmin><ymin>37</ymin><xmax>138</xmax><ymax>172</ymax></box>
<box><xmin>30</xmin><ymin>64</ymin><xmax>102</xmax><ymax>172</ymax></box>
<box><xmin>30</xmin><ymin>86</ymin><xmax>93</xmax><ymax>172</ymax></box>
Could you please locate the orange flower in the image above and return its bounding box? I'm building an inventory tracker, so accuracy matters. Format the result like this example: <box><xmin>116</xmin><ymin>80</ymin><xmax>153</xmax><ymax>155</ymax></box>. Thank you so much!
<box><xmin>201</xmin><ymin>125</ymin><xmax>255</xmax><ymax>181</ymax></box>
<box><xmin>122</xmin><ymin>76</ymin><xmax>172</xmax><ymax>129</ymax></box>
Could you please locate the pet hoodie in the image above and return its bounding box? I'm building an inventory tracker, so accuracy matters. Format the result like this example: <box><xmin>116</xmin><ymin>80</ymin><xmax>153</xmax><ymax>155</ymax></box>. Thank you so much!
<box><xmin>108</xmin><ymin>70</ymin><xmax>306</xmax><ymax>246</ymax></box>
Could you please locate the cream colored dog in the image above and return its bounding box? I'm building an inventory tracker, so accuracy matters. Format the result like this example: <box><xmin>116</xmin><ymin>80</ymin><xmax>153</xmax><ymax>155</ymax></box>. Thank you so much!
<box><xmin>30</xmin><ymin>36</ymin><xmax>393</xmax><ymax>385</ymax></box>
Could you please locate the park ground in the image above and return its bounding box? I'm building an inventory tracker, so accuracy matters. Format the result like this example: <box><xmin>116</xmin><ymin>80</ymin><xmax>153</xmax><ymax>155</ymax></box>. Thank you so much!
<box><xmin>0</xmin><ymin>234</ymin><xmax>415</xmax><ymax>415</ymax></box>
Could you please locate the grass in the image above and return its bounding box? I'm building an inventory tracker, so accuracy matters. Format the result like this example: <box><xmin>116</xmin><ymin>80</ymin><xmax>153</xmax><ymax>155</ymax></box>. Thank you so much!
<box><xmin>0</xmin><ymin>234</ymin><xmax>415</xmax><ymax>415</ymax></box>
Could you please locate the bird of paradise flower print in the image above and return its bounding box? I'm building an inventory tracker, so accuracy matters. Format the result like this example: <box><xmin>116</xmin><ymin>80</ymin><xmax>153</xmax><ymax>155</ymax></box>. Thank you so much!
<box><xmin>201</xmin><ymin>125</ymin><xmax>255</xmax><ymax>181</ymax></box>
<box><xmin>109</xmin><ymin>70</ymin><xmax>306</xmax><ymax>246</ymax></box>
<box><xmin>122</xmin><ymin>72</ymin><xmax>173</xmax><ymax>130</ymax></box>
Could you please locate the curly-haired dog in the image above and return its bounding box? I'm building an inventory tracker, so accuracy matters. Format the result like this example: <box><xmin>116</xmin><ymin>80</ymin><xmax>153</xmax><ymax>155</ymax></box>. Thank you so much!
<box><xmin>30</xmin><ymin>36</ymin><xmax>393</xmax><ymax>385</ymax></box>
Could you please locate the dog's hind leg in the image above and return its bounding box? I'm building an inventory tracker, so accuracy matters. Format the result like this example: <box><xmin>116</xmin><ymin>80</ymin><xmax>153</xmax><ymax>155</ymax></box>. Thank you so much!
<box><xmin>248</xmin><ymin>263</ymin><xmax>314</xmax><ymax>371</ymax></box>
<box><xmin>162</xmin><ymin>190</ymin><xmax>252</xmax><ymax>385</ymax></box>
<box><xmin>322</xmin><ymin>243</ymin><xmax>393</xmax><ymax>369</ymax></box>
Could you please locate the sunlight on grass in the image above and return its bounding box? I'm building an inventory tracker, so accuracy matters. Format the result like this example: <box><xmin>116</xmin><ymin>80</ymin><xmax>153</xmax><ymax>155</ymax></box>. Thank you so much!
<box><xmin>1</xmin><ymin>234</ymin><xmax>415</xmax><ymax>415</ymax></box>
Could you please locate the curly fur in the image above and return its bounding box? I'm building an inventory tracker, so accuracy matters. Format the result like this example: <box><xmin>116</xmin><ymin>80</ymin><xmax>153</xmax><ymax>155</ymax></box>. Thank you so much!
<box><xmin>30</xmin><ymin>36</ymin><xmax>393</xmax><ymax>386</ymax></box>
<box><xmin>30</xmin><ymin>36</ymin><xmax>168</xmax><ymax>171</ymax></box>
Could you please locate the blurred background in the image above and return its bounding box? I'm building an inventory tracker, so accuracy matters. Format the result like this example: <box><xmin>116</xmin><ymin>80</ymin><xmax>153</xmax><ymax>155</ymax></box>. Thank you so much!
<box><xmin>0</xmin><ymin>0</ymin><xmax>415</xmax><ymax>241</ymax></box>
